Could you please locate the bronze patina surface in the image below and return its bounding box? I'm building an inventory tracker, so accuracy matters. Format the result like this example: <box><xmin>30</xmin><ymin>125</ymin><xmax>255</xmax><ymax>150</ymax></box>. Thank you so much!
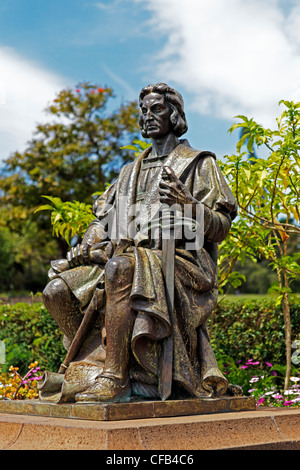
<box><xmin>40</xmin><ymin>83</ymin><xmax>240</xmax><ymax>407</ymax></box>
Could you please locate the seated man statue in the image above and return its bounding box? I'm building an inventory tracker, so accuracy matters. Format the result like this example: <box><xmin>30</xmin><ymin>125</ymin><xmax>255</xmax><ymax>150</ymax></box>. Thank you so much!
<box><xmin>41</xmin><ymin>83</ymin><xmax>237</xmax><ymax>404</ymax></box>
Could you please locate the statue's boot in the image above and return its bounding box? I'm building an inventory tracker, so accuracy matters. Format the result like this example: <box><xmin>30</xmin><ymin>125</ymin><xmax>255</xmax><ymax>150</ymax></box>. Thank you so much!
<box><xmin>75</xmin><ymin>374</ymin><xmax>131</xmax><ymax>403</ymax></box>
<box><xmin>76</xmin><ymin>255</ymin><xmax>135</xmax><ymax>403</ymax></box>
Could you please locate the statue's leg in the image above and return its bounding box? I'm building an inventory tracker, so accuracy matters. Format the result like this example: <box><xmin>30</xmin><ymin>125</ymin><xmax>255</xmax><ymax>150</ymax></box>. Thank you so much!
<box><xmin>76</xmin><ymin>255</ymin><xmax>135</xmax><ymax>403</ymax></box>
<box><xmin>43</xmin><ymin>278</ymin><xmax>82</xmax><ymax>342</ymax></box>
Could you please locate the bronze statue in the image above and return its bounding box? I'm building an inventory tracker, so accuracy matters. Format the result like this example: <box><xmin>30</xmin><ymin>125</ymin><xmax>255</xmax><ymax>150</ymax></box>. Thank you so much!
<box><xmin>40</xmin><ymin>83</ymin><xmax>237</xmax><ymax>404</ymax></box>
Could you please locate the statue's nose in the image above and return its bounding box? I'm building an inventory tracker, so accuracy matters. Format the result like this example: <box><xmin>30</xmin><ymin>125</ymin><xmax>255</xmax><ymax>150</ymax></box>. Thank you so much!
<box><xmin>145</xmin><ymin>108</ymin><xmax>155</xmax><ymax>120</ymax></box>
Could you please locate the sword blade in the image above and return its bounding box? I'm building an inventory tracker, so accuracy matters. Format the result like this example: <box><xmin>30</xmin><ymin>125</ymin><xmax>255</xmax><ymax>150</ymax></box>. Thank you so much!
<box><xmin>159</xmin><ymin>226</ymin><xmax>175</xmax><ymax>401</ymax></box>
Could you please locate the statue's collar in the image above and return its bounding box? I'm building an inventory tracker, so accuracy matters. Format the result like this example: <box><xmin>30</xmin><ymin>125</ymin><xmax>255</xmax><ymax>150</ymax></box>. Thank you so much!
<box><xmin>140</xmin><ymin>139</ymin><xmax>215</xmax><ymax>163</ymax></box>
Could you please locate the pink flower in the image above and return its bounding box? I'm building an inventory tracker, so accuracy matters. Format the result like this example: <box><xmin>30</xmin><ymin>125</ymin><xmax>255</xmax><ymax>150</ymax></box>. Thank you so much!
<box><xmin>257</xmin><ymin>397</ymin><xmax>265</xmax><ymax>406</ymax></box>
<box><xmin>239</xmin><ymin>365</ymin><xmax>249</xmax><ymax>369</ymax></box>
<box><xmin>265</xmin><ymin>362</ymin><xmax>273</xmax><ymax>367</ymax></box>
<box><xmin>252</xmin><ymin>361</ymin><xmax>260</xmax><ymax>365</ymax></box>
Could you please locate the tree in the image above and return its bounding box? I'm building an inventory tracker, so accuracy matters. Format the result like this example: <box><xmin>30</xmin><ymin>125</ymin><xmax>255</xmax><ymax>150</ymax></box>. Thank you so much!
<box><xmin>0</xmin><ymin>83</ymin><xmax>139</xmax><ymax>206</ymax></box>
<box><xmin>35</xmin><ymin>139</ymin><xmax>151</xmax><ymax>245</ymax></box>
<box><xmin>0</xmin><ymin>83</ymin><xmax>140</xmax><ymax>289</ymax></box>
<box><xmin>219</xmin><ymin>100</ymin><xmax>300</xmax><ymax>388</ymax></box>
<box><xmin>0</xmin><ymin>226</ymin><xmax>15</xmax><ymax>291</ymax></box>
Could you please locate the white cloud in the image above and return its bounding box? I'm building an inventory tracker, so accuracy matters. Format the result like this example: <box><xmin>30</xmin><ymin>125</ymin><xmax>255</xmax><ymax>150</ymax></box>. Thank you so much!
<box><xmin>0</xmin><ymin>47</ymin><xmax>66</xmax><ymax>161</ymax></box>
<box><xmin>137</xmin><ymin>0</ymin><xmax>300</xmax><ymax>127</ymax></box>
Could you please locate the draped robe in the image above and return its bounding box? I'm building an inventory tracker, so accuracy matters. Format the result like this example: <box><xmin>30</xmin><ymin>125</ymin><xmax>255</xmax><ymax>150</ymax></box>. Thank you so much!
<box><xmin>39</xmin><ymin>140</ymin><xmax>237</xmax><ymax>402</ymax></box>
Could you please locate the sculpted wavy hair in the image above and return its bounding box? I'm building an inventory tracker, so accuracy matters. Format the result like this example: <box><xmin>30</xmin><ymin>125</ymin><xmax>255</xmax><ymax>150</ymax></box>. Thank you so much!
<box><xmin>139</xmin><ymin>83</ymin><xmax>188</xmax><ymax>138</ymax></box>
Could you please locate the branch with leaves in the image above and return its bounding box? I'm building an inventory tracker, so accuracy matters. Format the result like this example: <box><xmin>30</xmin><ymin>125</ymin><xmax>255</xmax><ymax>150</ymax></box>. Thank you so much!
<box><xmin>220</xmin><ymin>99</ymin><xmax>300</xmax><ymax>388</ymax></box>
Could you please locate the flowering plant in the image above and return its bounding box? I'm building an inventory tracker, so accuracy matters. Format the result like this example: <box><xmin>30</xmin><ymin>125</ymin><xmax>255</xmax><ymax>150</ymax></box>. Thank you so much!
<box><xmin>218</xmin><ymin>355</ymin><xmax>300</xmax><ymax>407</ymax></box>
<box><xmin>0</xmin><ymin>362</ymin><xmax>43</xmax><ymax>400</ymax></box>
<box><xmin>248</xmin><ymin>372</ymin><xmax>300</xmax><ymax>407</ymax></box>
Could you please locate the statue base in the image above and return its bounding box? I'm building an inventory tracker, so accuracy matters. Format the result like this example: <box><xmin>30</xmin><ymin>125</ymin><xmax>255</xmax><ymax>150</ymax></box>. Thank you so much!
<box><xmin>2</xmin><ymin>399</ymin><xmax>300</xmax><ymax>450</ymax></box>
<box><xmin>0</xmin><ymin>395</ymin><xmax>255</xmax><ymax>421</ymax></box>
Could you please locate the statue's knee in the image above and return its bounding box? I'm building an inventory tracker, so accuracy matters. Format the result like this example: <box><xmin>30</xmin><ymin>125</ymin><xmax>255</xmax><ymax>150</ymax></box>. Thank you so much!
<box><xmin>43</xmin><ymin>279</ymin><xmax>67</xmax><ymax>309</ymax></box>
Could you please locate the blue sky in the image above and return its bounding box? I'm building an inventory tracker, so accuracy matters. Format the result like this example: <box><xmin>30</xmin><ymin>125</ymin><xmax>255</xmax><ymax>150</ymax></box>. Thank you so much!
<box><xmin>1</xmin><ymin>0</ymin><xmax>300</xmax><ymax>164</ymax></box>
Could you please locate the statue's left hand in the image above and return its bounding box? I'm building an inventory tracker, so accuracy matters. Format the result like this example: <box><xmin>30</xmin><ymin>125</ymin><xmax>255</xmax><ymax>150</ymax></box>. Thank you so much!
<box><xmin>159</xmin><ymin>166</ymin><xmax>196</xmax><ymax>208</ymax></box>
<box><xmin>67</xmin><ymin>243</ymin><xmax>109</xmax><ymax>268</ymax></box>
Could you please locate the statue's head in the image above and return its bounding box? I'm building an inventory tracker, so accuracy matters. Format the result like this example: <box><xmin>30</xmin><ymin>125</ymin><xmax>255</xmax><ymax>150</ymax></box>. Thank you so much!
<box><xmin>138</xmin><ymin>83</ymin><xmax>188</xmax><ymax>139</ymax></box>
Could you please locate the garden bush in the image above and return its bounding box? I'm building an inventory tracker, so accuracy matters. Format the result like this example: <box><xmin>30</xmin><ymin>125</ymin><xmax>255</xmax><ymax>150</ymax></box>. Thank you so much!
<box><xmin>0</xmin><ymin>302</ymin><xmax>65</xmax><ymax>375</ymax></box>
<box><xmin>0</xmin><ymin>297</ymin><xmax>299</xmax><ymax>389</ymax></box>
<box><xmin>210</xmin><ymin>297</ymin><xmax>300</xmax><ymax>365</ymax></box>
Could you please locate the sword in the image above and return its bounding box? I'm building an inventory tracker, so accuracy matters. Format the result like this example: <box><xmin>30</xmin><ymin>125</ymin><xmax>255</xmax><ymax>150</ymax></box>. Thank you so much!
<box><xmin>158</xmin><ymin>204</ymin><xmax>175</xmax><ymax>401</ymax></box>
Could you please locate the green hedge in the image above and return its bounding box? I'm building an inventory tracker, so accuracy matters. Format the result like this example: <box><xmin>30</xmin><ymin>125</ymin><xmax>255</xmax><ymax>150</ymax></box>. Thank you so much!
<box><xmin>0</xmin><ymin>302</ymin><xmax>65</xmax><ymax>374</ymax></box>
<box><xmin>210</xmin><ymin>297</ymin><xmax>300</xmax><ymax>365</ymax></box>
<box><xmin>0</xmin><ymin>298</ymin><xmax>299</xmax><ymax>376</ymax></box>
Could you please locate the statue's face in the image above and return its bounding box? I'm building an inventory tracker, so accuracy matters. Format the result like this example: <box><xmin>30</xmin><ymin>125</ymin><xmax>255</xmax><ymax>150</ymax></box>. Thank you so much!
<box><xmin>140</xmin><ymin>92</ymin><xmax>172</xmax><ymax>139</ymax></box>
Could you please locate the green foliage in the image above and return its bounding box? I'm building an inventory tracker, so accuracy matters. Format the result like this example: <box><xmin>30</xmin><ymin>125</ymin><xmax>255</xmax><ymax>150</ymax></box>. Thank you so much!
<box><xmin>218</xmin><ymin>355</ymin><xmax>278</xmax><ymax>393</ymax></box>
<box><xmin>219</xmin><ymin>100</ymin><xmax>300</xmax><ymax>294</ymax></box>
<box><xmin>0</xmin><ymin>83</ymin><xmax>140</xmax><ymax>290</ymax></box>
<box><xmin>0</xmin><ymin>297</ymin><xmax>298</xmax><ymax>407</ymax></box>
<box><xmin>0</xmin><ymin>226</ymin><xmax>15</xmax><ymax>290</ymax></box>
<box><xmin>35</xmin><ymin>196</ymin><xmax>95</xmax><ymax>245</ymax></box>
<box><xmin>121</xmin><ymin>138</ymin><xmax>151</xmax><ymax>158</ymax></box>
<box><xmin>217</xmin><ymin>355</ymin><xmax>300</xmax><ymax>407</ymax></box>
<box><xmin>210</xmin><ymin>297</ymin><xmax>300</xmax><ymax>365</ymax></box>
<box><xmin>0</xmin><ymin>303</ymin><xmax>65</xmax><ymax>375</ymax></box>
<box><xmin>0</xmin><ymin>83</ymin><xmax>140</xmax><ymax>209</ymax></box>
<box><xmin>36</xmin><ymin>140</ymin><xmax>151</xmax><ymax>245</ymax></box>
<box><xmin>219</xmin><ymin>100</ymin><xmax>300</xmax><ymax>387</ymax></box>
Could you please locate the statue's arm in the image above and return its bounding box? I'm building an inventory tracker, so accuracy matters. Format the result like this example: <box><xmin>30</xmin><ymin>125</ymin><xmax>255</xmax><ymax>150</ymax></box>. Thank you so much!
<box><xmin>202</xmin><ymin>205</ymin><xmax>232</xmax><ymax>243</ymax></box>
<box><xmin>196</xmin><ymin>157</ymin><xmax>237</xmax><ymax>243</ymax></box>
<box><xmin>159</xmin><ymin>159</ymin><xmax>237</xmax><ymax>244</ymax></box>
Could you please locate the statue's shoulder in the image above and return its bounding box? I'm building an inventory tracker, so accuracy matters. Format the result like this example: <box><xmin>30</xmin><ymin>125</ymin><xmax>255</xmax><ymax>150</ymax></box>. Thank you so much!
<box><xmin>118</xmin><ymin>146</ymin><xmax>151</xmax><ymax>178</ymax></box>
<box><xmin>179</xmin><ymin>140</ymin><xmax>216</xmax><ymax>161</ymax></box>
<box><xmin>118</xmin><ymin>160</ymin><xmax>136</xmax><ymax>177</ymax></box>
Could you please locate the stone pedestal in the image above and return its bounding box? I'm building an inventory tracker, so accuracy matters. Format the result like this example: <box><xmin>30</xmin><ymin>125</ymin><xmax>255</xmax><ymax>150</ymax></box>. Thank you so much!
<box><xmin>1</xmin><ymin>398</ymin><xmax>300</xmax><ymax>450</ymax></box>
<box><xmin>0</xmin><ymin>396</ymin><xmax>255</xmax><ymax>421</ymax></box>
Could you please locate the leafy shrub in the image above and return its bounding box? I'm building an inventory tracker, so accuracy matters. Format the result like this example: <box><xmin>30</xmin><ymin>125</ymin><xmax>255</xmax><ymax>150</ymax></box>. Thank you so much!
<box><xmin>0</xmin><ymin>302</ymin><xmax>65</xmax><ymax>375</ymax></box>
<box><xmin>1</xmin><ymin>297</ymin><xmax>299</xmax><ymax>397</ymax></box>
<box><xmin>218</xmin><ymin>356</ymin><xmax>300</xmax><ymax>407</ymax></box>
